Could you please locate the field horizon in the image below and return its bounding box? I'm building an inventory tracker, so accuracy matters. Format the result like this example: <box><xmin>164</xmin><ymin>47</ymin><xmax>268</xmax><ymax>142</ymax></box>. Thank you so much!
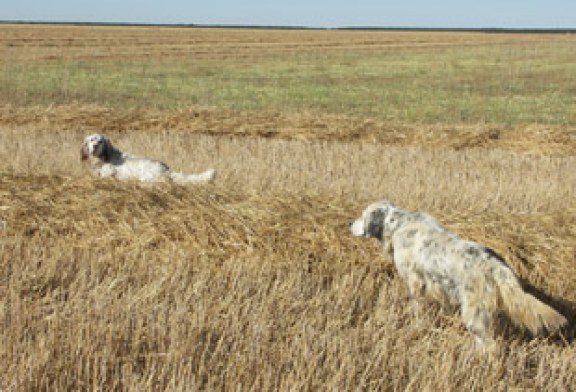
<box><xmin>1</xmin><ymin>25</ymin><xmax>575</xmax><ymax>390</ymax></box>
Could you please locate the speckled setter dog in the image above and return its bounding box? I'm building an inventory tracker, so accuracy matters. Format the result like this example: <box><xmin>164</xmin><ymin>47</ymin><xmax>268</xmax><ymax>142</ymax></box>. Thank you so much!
<box><xmin>351</xmin><ymin>200</ymin><xmax>566</xmax><ymax>346</ymax></box>
<box><xmin>81</xmin><ymin>133</ymin><xmax>216</xmax><ymax>184</ymax></box>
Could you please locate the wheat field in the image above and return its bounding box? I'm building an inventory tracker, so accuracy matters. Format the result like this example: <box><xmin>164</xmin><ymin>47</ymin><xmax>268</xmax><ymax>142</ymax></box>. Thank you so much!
<box><xmin>1</xmin><ymin>25</ymin><xmax>575</xmax><ymax>391</ymax></box>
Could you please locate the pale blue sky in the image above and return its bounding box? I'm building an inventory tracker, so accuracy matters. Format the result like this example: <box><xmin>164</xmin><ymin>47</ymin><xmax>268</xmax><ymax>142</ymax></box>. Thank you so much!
<box><xmin>3</xmin><ymin>1</ymin><xmax>575</xmax><ymax>29</ymax></box>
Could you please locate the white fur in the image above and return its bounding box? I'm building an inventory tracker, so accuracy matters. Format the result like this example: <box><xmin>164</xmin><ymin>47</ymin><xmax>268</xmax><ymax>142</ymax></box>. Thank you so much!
<box><xmin>81</xmin><ymin>134</ymin><xmax>216</xmax><ymax>185</ymax></box>
<box><xmin>352</xmin><ymin>200</ymin><xmax>566</xmax><ymax>345</ymax></box>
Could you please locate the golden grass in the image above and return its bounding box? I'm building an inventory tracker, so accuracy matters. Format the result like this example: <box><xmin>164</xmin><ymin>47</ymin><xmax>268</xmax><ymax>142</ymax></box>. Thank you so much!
<box><xmin>1</xmin><ymin>126</ymin><xmax>575</xmax><ymax>390</ymax></box>
<box><xmin>3</xmin><ymin>24</ymin><xmax>572</xmax><ymax>63</ymax></box>
<box><xmin>1</xmin><ymin>25</ymin><xmax>575</xmax><ymax>390</ymax></box>
<box><xmin>2</xmin><ymin>104</ymin><xmax>576</xmax><ymax>155</ymax></box>
<box><xmin>2</xmin><ymin>125</ymin><xmax>576</xmax><ymax>209</ymax></box>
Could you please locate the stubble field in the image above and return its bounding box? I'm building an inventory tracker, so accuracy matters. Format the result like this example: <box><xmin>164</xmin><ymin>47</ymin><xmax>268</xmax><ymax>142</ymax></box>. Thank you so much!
<box><xmin>0</xmin><ymin>24</ymin><xmax>575</xmax><ymax>390</ymax></box>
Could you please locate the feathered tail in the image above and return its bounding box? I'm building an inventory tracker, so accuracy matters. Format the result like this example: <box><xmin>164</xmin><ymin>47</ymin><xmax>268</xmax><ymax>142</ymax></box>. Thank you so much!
<box><xmin>498</xmin><ymin>276</ymin><xmax>567</xmax><ymax>335</ymax></box>
<box><xmin>169</xmin><ymin>169</ymin><xmax>216</xmax><ymax>185</ymax></box>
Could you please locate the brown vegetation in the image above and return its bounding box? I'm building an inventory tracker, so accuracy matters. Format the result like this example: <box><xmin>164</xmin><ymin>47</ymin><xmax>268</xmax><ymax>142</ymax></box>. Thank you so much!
<box><xmin>2</xmin><ymin>24</ymin><xmax>572</xmax><ymax>63</ymax></box>
<box><xmin>0</xmin><ymin>25</ymin><xmax>575</xmax><ymax>390</ymax></box>
<box><xmin>2</xmin><ymin>104</ymin><xmax>576</xmax><ymax>155</ymax></box>
<box><xmin>2</xmin><ymin>127</ymin><xmax>575</xmax><ymax>390</ymax></box>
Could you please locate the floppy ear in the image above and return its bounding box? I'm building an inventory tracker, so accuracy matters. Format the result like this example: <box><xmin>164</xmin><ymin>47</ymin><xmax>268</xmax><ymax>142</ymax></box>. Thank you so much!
<box><xmin>80</xmin><ymin>144</ymin><xmax>89</xmax><ymax>161</ymax></box>
<box><xmin>366</xmin><ymin>208</ymin><xmax>386</xmax><ymax>239</ymax></box>
<box><xmin>100</xmin><ymin>138</ymin><xmax>112</xmax><ymax>162</ymax></box>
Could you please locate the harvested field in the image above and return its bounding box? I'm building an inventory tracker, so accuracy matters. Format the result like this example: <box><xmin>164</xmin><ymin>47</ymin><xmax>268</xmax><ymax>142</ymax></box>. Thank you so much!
<box><xmin>2</xmin><ymin>25</ymin><xmax>572</xmax><ymax>63</ymax></box>
<box><xmin>2</xmin><ymin>25</ymin><xmax>576</xmax><ymax>124</ymax></box>
<box><xmin>1</xmin><ymin>24</ymin><xmax>575</xmax><ymax>390</ymax></box>
<box><xmin>2</xmin><ymin>104</ymin><xmax>576</xmax><ymax>155</ymax></box>
<box><xmin>1</xmin><ymin>170</ymin><xmax>575</xmax><ymax>391</ymax></box>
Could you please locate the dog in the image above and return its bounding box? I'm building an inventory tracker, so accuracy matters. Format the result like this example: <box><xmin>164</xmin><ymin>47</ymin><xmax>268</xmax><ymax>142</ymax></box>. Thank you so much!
<box><xmin>351</xmin><ymin>200</ymin><xmax>567</xmax><ymax>345</ymax></box>
<box><xmin>81</xmin><ymin>134</ymin><xmax>216</xmax><ymax>184</ymax></box>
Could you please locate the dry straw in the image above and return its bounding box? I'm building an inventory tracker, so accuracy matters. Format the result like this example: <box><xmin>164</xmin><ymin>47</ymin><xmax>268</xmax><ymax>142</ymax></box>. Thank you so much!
<box><xmin>1</xmin><ymin>24</ymin><xmax>576</xmax><ymax>391</ymax></box>
<box><xmin>1</xmin><ymin>123</ymin><xmax>575</xmax><ymax>390</ymax></box>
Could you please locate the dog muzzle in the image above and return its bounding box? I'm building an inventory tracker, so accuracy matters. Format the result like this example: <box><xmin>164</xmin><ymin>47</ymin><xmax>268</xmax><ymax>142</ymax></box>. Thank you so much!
<box><xmin>351</xmin><ymin>219</ymin><xmax>366</xmax><ymax>237</ymax></box>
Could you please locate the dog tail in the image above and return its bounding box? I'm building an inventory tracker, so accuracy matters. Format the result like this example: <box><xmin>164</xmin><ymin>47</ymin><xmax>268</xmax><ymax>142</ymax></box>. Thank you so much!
<box><xmin>169</xmin><ymin>169</ymin><xmax>216</xmax><ymax>185</ymax></box>
<box><xmin>497</xmin><ymin>270</ymin><xmax>567</xmax><ymax>335</ymax></box>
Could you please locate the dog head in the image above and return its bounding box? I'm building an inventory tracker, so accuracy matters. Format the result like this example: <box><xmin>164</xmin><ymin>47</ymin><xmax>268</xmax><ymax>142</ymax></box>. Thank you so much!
<box><xmin>351</xmin><ymin>200</ymin><xmax>394</xmax><ymax>239</ymax></box>
<box><xmin>352</xmin><ymin>200</ymin><xmax>412</xmax><ymax>239</ymax></box>
<box><xmin>81</xmin><ymin>133</ymin><xmax>112</xmax><ymax>162</ymax></box>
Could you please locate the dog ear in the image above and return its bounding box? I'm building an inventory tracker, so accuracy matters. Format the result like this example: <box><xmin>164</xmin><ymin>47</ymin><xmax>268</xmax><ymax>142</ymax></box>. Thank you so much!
<box><xmin>80</xmin><ymin>144</ymin><xmax>89</xmax><ymax>161</ymax></box>
<box><xmin>100</xmin><ymin>138</ymin><xmax>112</xmax><ymax>162</ymax></box>
<box><xmin>366</xmin><ymin>208</ymin><xmax>385</xmax><ymax>238</ymax></box>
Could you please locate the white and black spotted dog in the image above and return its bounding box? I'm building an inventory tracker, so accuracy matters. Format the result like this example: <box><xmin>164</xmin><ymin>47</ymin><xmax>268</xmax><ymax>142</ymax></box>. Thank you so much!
<box><xmin>351</xmin><ymin>200</ymin><xmax>566</xmax><ymax>345</ymax></box>
<box><xmin>81</xmin><ymin>134</ymin><xmax>216</xmax><ymax>184</ymax></box>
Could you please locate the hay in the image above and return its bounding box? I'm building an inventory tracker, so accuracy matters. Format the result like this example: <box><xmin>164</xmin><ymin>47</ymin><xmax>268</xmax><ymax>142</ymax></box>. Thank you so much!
<box><xmin>2</xmin><ymin>104</ymin><xmax>576</xmax><ymax>156</ymax></box>
<box><xmin>1</xmin><ymin>24</ymin><xmax>576</xmax><ymax>390</ymax></box>
<box><xmin>1</xmin><ymin>173</ymin><xmax>575</xmax><ymax>390</ymax></box>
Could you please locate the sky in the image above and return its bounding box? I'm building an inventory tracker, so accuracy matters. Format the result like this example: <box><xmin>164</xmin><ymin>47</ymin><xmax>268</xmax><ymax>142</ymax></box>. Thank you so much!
<box><xmin>3</xmin><ymin>1</ymin><xmax>576</xmax><ymax>29</ymax></box>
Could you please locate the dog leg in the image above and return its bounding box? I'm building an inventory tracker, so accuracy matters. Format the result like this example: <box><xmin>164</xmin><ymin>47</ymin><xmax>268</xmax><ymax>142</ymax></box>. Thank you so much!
<box><xmin>461</xmin><ymin>300</ymin><xmax>495</xmax><ymax>347</ymax></box>
<box><xmin>406</xmin><ymin>272</ymin><xmax>426</xmax><ymax>319</ymax></box>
